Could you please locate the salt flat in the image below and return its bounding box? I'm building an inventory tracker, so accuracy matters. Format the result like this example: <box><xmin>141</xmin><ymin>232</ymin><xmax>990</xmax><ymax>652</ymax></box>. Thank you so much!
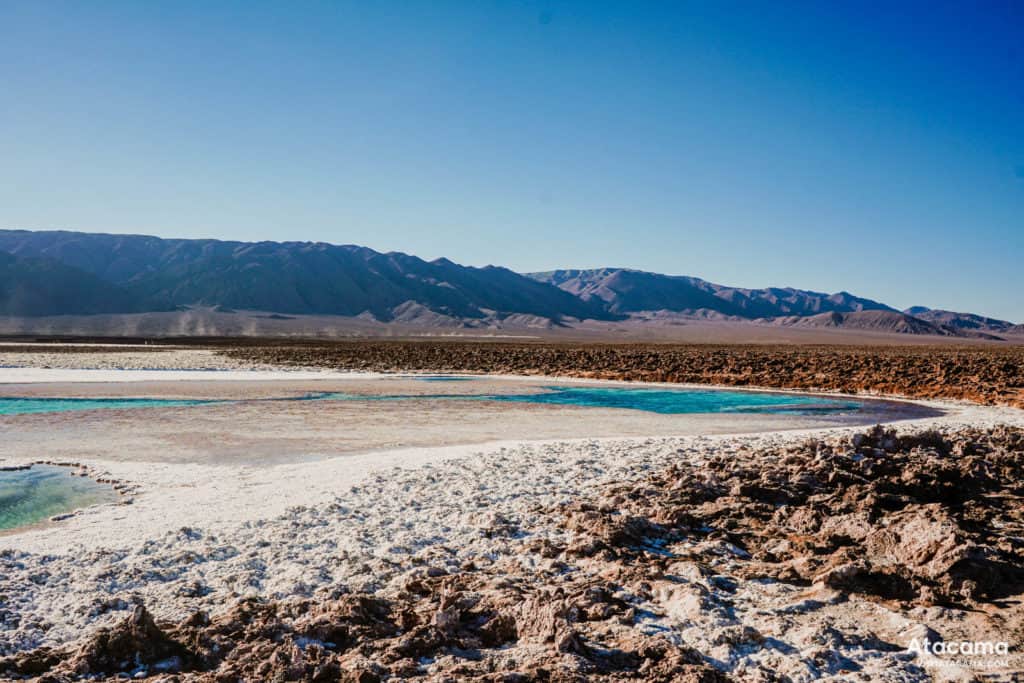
<box><xmin>0</xmin><ymin>367</ymin><xmax>918</xmax><ymax>542</ymax></box>
<box><xmin>0</xmin><ymin>349</ymin><xmax>1021</xmax><ymax>680</ymax></box>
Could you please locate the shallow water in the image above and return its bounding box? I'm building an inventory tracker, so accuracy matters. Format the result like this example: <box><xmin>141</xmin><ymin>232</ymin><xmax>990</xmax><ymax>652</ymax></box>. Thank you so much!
<box><xmin>0</xmin><ymin>397</ymin><xmax>214</xmax><ymax>416</ymax></box>
<box><xmin>317</xmin><ymin>384</ymin><xmax>859</xmax><ymax>415</ymax></box>
<box><xmin>0</xmin><ymin>382</ymin><xmax>858</xmax><ymax>418</ymax></box>
<box><xmin>413</xmin><ymin>376</ymin><xmax>477</xmax><ymax>382</ymax></box>
<box><xmin>0</xmin><ymin>466</ymin><xmax>119</xmax><ymax>532</ymax></box>
<box><xmin>486</xmin><ymin>386</ymin><xmax>858</xmax><ymax>414</ymax></box>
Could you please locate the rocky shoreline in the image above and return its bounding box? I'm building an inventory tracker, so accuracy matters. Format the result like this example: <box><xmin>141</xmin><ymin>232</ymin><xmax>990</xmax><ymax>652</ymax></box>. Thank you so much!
<box><xmin>220</xmin><ymin>342</ymin><xmax>1024</xmax><ymax>409</ymax></box>
<box><xmin>3</xmin><ymin>422</ymin><xmax>1022</xmax><ymax>681</ymax></box>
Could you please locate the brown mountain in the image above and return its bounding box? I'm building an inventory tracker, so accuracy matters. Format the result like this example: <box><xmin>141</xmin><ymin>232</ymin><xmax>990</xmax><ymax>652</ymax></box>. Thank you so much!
<box><xmin>903</xmin><ymin>307</ymin><xmax>1019</xmax><ymax>335</ymax></box>
<box><xmin>529</xmin><ymin>268</ymin><xmax>894</xmax><ymax>318</ymax></box>
<box><xmin>768</xmin><ymin>310</ymin><xmax>1008</xmax><ymax>339</ymax></box>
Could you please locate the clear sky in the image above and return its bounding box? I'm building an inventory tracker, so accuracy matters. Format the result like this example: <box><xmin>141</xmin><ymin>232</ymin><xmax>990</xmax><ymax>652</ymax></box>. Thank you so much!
<box><xmin>2</xmin><ymin>1</ymin><xmax>1022</xmax><ymax>320</ymax></box>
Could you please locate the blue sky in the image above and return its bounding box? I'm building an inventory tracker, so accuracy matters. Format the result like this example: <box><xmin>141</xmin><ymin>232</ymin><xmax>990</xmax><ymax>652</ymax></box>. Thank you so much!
<box><xmin>2</xmin><ymin>1</ymin><xmax>1022</xmax><ymax>320</ymax></box>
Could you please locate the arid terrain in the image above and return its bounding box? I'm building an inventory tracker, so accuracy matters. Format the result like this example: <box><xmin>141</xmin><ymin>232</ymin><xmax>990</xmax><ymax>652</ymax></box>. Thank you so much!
<box><xmin>1</xmin><ymin>341</ymin><xmax>1022</xmax><ymax>681</ymax></box>
<box><xmin>4</xmin><ymin>422</ymin><xmax>1022</xmax><ymax>681</ymax></box>
<box><xmin>221</xmin><ymin>341</ymin><xmax>1024</xmax><ymax>409</ymax></box>
<box><xmin>7</xmin><ymin>338</ymin><xmax>1023</xmax><ymax>408</ymax></box>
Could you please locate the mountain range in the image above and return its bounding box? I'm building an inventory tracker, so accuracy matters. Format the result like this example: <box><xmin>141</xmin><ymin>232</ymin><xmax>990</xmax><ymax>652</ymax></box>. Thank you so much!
<box><xmin>0</xmin><ymin>229</ymin><xmax>1019</xmax><ymax>339</ymax></box>
<box><xmin>527</xmin><ymin>268</ymin><xmax>893</xmax><ymax>318</ymax></box>
<box><xmin>0</xmin><ymin>230</ymin><xmax>606</xmax><ymax>323</ymax></box>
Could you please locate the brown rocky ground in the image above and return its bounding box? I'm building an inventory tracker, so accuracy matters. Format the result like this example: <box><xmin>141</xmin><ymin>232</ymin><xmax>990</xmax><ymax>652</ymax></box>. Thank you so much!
<box><xmin>219</xmin><ymin>342</ymin><xmax>1024</xmax><ymax>409</ymax></box>
<box><xmin>4</xmin><ymin>425</ymin><xmax>1022</xmax><ymax>682</ymax></box>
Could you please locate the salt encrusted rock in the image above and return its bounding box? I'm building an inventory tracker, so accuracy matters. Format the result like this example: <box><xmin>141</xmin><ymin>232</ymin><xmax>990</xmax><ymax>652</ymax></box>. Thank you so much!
<box><xmin>65</xmin><ymin>604</ymin><xmax>192</xmax><ymax>676</ymax></box>
<box><xmin>2</xmin><ymin>425</ymin><xmax>1022</xmax><ymax>680</ymax></box>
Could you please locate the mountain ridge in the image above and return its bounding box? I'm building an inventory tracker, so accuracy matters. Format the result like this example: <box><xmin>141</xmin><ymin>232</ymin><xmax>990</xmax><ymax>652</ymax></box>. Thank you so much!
<box><xmin>0</xmin><ymin>230</ymin><xmax>1017</xmax><ymax>338</ymax></box>
<box><xmin>903</xmin><ymin>306</ymin><xmax>1022</xmax><ymax>335</ymax></box>
<box><xmin>0</xmin><ymin>230</ymin><xmax>610</xmax><ymax>322</ymax></box>
<box><xmin>528</xmin><ymin>268</ymin><xmax>896</xmax><ymax>319</ymax></box>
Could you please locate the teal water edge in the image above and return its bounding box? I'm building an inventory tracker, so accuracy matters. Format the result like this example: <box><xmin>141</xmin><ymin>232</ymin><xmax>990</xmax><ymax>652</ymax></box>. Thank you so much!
<box><xmin>315</xmin><ymin>385</ymin><xmax>859</xmax><ymax>415</ymax></box>
<box><xmin>487</xmin><ymin>386</ymin><xmax>858</xmax><ymax>414</ymax></box>
<box><xmin>413</xmin><ymin>376</ymin><xmax>477</xmax><ymax>382</ymax></box>
<box><xmin>0</xmin><ymin>466</ymin><xmax>119</xmax><ymax>532</ymax></box>
<box><xmin>0</xmin><ymin>397</ymin><xmax>214</xmax><ymax>416</ymax></box>
<box><xmin>0</xmin><ymin>384</ymin><xmax>858</xmax><ymax>417</ymax></box>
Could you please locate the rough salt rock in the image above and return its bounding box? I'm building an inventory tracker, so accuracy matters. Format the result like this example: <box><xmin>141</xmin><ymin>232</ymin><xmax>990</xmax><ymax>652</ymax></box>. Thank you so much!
<box><xmin>863</xmin><ymin>505</ymin><xmax>978</xmax><ymax>582</ymax></box>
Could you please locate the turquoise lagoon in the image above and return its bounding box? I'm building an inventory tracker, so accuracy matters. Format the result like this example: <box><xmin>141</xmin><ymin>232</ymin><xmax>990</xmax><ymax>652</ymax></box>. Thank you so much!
<box><xmin>0</xmin><ymin>466</ymin><xmax>119</xmax><ymax>532</ymax></box>
<box><xmin>314</xmin><ymin>384</ymin><xmax>858</xmax><ymax>415</ymax></box>
<box><xmin>0</xmin><ymin>383</ymin><xmax>858</xmax><ymax>418</ymax></box>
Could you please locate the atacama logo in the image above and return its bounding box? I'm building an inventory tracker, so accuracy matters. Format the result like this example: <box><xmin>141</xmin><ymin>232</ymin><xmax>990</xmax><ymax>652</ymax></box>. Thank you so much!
<box><xmin>907</xmin><ymin>637</ymin><xmax>1015</xmax><ymax>671</ymax></box>
<box><xmin>908</xmin><ymin>638</ymin><xmax>1009</xmax><ymax>657</ymax></box>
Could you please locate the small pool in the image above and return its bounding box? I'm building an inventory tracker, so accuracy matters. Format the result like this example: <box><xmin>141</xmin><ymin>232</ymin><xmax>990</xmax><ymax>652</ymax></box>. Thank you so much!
<box><xmin>0</xmin><ymin>397</ymin><xmax>214</xmax><ymax>416</ymax></box>
<box><xmin>314</xmin><ymin>385</ymin><xmax>859</xmax><ymax>415</ymax></box>
<box><xmin>0</xmin><ymin>466</ymin><xmax>119</xmax><ymax>532</ymax></box>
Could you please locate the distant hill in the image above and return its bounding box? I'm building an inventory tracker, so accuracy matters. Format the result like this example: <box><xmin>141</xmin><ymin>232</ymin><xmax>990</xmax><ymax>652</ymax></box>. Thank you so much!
<box><xmin>771</xmin><ymin>310</ymin><xmax>1012</xmax><ymax>340</ymax></box>
<box><xmin>903</xmin><ymin>307</ymin><xmax>1019</xmax><ymax>335</ymax></box>
<box><xmin>529</xmin><ymin>268</ymin><xmax>894</xmax><ymax>318</ymax></box>
<box><xmin>0</xmin><ymin>251</ymin><xmax>151</xmax><ymax>316</ymax></box>
<box><xmin>0</xmin><ymin>230</ymin><xmax>610</xmax><ymax>323</ymax></box>
<box><xmin>769</xmin><ymin>310</ymin><xmax>955</xmax><ymax>336</ymax></box>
